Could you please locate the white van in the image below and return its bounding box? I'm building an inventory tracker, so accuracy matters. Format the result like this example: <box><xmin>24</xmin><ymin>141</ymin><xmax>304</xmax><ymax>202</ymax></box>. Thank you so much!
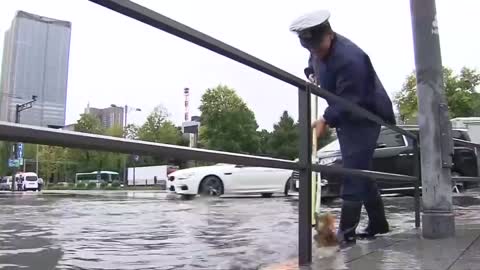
<box><xmin>19</xmin><ymin>172</ymin><xmax>39</xmax><ymax>191</ymax></box>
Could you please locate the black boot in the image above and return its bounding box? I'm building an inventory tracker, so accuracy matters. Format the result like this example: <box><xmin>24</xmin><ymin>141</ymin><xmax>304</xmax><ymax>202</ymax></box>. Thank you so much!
<box><xmin>358</xmin><ymin>195</ymin><xmax>389</xmax><ymax>239</ymax></box>
<box><xmin>337</xmin><ymin>200</ymin><xmax>362</xmax><ymax>248</ymax></box>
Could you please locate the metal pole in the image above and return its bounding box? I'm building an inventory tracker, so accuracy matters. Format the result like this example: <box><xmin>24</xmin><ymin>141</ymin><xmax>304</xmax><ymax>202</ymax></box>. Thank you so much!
<box><xmin>35</xmin><ymin>144</ymin><xmax>39</xmax><ymax>175</ymax></box>
<box><xmin>11</xmin><ymin>105</ymin><xmax>20</xmax><ymax>191</ymax></box>
<box><xmin>413</xmin><ymin>138</ymin><xmax>421</xmax><ymax>228</ymax></box>
<box><xmin>298</xmin><ymin>86</ymin><xmax>312</xmax><ymax>265</ymax></box>
<box><xmin>133</xmin><ymin>161</ymin><xmax>136</xmax><ymax>186</ymax></box>
<box><xmin>123</xmin><ymin>105</ymin><xmax>128</xmax><ymax>186</ymax></box>
<box><xmin>475</xmin><ymin>147</ymin><xmax>480</xmax><ymax>178</ymax></box>
<box><xmin>410</xmin><ymin>0</ymin><xmax>455</xmax><ymax>238</ymax></box>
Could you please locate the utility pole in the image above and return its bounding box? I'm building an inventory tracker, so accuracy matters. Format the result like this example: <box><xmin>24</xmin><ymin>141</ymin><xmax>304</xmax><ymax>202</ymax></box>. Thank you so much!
<box><xmin>410</xmin><ymin>0</ymin><xmax>455</xmax><ymax>238</ymax></box>
<box><xmin>123</xmin><ymin>104</ymin><xmax>128</xmax><ymax>186</ymax></box>
<box><xmin>11</xmin><ymin>96</ymin><xmax>37</xmax><ymax>191</ymax></box>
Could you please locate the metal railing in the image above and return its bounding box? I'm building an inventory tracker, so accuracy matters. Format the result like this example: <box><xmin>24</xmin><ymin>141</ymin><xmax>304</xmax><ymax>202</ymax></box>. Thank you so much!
<box><xmin>0</xmin><ymin>0</ymin><xmax>473</xmax><ymax>266</ymax></box>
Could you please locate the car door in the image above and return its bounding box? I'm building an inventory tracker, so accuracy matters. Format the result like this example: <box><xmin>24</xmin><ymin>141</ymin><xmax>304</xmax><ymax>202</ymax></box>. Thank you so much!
<box><xmin>373</xmin><ymin>129</ymin><xmax>413</xmax><ymax>191</ymax></box>
<box><xmin>228</xmin><ymin>165</ymin><xmax>273</xmax><ymax>193</ymax></box>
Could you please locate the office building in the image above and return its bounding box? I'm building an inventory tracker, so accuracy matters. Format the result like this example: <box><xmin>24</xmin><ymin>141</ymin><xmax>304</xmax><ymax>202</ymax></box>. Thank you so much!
<box><xmin>85</xmin><ymin>104</ymin><xmax>124</xmax><ymax>129</ymax></box>
<box><xmin>0</xmin><ymin>11</ymin><xmax>71</xmax><ymax>127</ymax></box>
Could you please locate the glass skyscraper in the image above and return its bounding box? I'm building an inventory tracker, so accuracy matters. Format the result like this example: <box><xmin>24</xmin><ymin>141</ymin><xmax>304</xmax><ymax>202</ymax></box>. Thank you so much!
<box><xmin>0</xmin><ymin>10</ymin><xmax>71</xmax><ymax>128</ymax></box>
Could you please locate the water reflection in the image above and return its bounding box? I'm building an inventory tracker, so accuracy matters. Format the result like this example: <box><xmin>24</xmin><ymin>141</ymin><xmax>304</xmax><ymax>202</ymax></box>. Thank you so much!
<box><xmin>0</xmin><ymin>191</ymin><xmax>479</xmax><ymax>269</ymax></box>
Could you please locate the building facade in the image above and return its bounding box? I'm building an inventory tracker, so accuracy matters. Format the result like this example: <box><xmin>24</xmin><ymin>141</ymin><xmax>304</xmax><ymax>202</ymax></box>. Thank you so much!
<box><xmin>85</xmin><ymin>105</ymin><xmax>124</xmax><ymax>129</ymax></box>
<box><xmin>0</xmin><ymin>11</ymin><xmax>71</xmax><ymax>127</ymax></box>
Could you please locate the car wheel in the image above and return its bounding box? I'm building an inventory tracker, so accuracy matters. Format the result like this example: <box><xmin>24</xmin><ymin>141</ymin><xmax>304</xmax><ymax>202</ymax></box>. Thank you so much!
<box><xmin>261</xmin><ymin>193</ymin><xmax>273</xmax><ymax>198</ymax></box>
<box><xmin>199</xmin><ymin>176</ymin><xmax>224</xmax><ymax>196</ymax></box>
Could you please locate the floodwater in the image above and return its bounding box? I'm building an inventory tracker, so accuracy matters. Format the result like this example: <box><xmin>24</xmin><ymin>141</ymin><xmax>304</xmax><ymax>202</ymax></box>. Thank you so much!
<box><xmin>0</xmin><ymin>191</ymin><xmax>479</xmax><ymax>270</ymax></box>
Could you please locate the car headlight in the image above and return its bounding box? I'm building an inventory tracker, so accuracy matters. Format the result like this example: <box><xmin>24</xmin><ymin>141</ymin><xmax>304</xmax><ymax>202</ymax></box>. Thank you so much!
<box><xmin>176</xmin><ymin>172</ymin><xmax>195</xmax><ymax>180</ymax></box>
<box><xmin>319</xmin><ymin>157</ymin><xmax>340</xmax><ymax>166</ymax></box>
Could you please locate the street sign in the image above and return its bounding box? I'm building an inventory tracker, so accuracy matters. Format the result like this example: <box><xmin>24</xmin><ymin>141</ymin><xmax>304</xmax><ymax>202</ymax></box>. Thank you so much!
<box><xmin>17</xmin><ymin>143</ymin><xmax>23</xmax><ymax>159</ymax></box>
<box><xmin>8</xmin><ymin>159</ymin><xmax>20</xmax><ymax>168</ymax></box>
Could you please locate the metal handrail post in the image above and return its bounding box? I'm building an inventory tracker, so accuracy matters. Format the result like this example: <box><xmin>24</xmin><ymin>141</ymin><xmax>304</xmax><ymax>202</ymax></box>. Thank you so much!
<box><xmin>298</xmin><ymin>86</ymin><xmax>312</xmax><ymax>265</ymax></box>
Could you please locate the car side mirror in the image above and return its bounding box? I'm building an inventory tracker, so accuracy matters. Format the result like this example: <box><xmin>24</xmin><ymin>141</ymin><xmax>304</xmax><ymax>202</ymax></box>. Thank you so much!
<box><xmin>376</xmin><ymin>143</ymin><xmax>387</xmax><ymax>149</ymax></box>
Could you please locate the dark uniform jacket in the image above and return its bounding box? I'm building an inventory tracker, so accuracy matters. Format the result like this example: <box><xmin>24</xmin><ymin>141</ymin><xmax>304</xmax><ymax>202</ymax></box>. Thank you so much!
<box><xmin>305</xmin><ymin>33</ymin><xmax>396</xmax><ymax>128</ymax></box>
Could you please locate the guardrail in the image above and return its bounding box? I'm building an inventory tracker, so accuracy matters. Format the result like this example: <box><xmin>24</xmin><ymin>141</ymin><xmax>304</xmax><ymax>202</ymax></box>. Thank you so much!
<box><xmin>0</xmin><ymin>0</ymin><xmax>441</xmax><ymax>266</ymax></box>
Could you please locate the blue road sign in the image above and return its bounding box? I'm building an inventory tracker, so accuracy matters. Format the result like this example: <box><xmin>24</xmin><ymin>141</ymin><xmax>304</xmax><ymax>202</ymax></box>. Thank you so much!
<box><xmin>17</xmin><ymin>143</ymin><xmax>23</xmax><ymax>159</ymax></box>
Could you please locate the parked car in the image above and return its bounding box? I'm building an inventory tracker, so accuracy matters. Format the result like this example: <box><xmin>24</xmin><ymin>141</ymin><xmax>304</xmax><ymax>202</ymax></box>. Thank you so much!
<box><xmin>290</xmin><ymin>126</ymin><xmax>479</xmax><ymax>198</ymax></box>
<box><xmin>167</xmin><ymin>163</ymin><xmax>293</xmax><ymax>199</ymax></box>
<box><xmin>0</xmin><ymin>176</ymin><xmax>12</xmax><ymax>190</ymax></box>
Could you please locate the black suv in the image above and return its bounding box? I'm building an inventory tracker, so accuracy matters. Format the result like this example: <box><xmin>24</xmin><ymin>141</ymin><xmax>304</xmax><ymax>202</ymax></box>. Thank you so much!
<box><xmin>291</xmin><ymin>126</ymin><xmax>478</xmax><ymax>198</ymax></box>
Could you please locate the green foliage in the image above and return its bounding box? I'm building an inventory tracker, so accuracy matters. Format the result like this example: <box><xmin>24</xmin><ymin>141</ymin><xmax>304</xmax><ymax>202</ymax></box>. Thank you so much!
<box><xmin>87</xmin><ymin>182</ymin><xmax>97</xmax><ymax>189</ymax></box>
<box><xmin>265</xmin><ymin>111</ymin><xmax>299</xmax><ymax>160</ymax></box>
<box><xmin>255</xmin><ymin>111</ymin><xmax>334</xmax><ymax>160</ymax></box>
<box><xmin>125</xmin><ymin>124</ymin><xmax>140</xmax><ymax>140</ymax></box>
<box><xmin>100</xmin><ymin>182</ymin><xmax>108</xmax><ymax>189</ymax></box>
<box><xmin>138</xmin><ymin>106</ymin><xmax>183</xmax><ymax>145</ymax></box>
<box><xmin>395</xmin><ymin>67</ymin><xmax>480</xmax><ymax>123</ymax></box>
<box><xmin>75</xmin><ymin>113</ymin><xmax>104</xmax><ymax>134</ymax></box>
<box><xmin>0</xmin><ymin>142</ymin><xmax>9</xmax><ymax>175</ymax></box>
<box><xmin>111</xmin><ymin>181</ymin><xmax>121</xmax><ymax>188</ymax></box>
<box><xmin>199</xmin><ymin>85</ymin><xmax>259</xmax><ymax>154</ymax></box>
<box><xmin>75</xmin><ymin>182</ymin><xmax>86</xmax><ymax>189</ymax></box>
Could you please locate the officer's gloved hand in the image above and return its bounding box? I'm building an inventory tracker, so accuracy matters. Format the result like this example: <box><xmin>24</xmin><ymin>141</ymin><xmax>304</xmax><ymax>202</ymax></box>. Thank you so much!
<box><xmin>304</xmin><ymin>67</ymin><xmax>317</xmax><ymax>85</ymax></box>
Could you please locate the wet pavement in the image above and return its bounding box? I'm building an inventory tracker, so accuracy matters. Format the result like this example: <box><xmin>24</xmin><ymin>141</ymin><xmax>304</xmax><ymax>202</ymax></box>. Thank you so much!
<box><xmin>0</xmin><ymin>191</ymin><xmax>479</xmax><ymax>270</ymax></box>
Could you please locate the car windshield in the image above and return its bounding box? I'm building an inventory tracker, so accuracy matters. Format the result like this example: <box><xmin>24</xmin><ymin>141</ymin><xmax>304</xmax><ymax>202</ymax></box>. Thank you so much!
<box><xmin>318</xmin><ymin>139</ymin><xmax>340</xmax><ymax>153</ymax></box>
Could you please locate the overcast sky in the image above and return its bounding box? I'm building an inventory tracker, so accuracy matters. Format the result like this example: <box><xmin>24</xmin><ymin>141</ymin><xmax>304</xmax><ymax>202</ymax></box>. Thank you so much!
<box><xmin>1</xmin><ymin>0</ymin><xmax>479</xmax><ymax>131</ymax></box>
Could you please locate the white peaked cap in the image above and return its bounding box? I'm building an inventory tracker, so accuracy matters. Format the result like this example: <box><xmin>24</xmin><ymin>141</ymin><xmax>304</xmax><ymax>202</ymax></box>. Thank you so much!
<box><xmin>289</xmin><ymin>10</ymin><xmax>331</xmax><ymax>32</ymax></box>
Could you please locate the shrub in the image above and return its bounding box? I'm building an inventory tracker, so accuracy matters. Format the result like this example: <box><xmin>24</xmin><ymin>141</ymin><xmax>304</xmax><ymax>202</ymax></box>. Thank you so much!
<box><xmin>100</xmin><ymin>182</ymin><xmax>108</xmax><ymax>189</ymax></box>
<box><xmin>111</xmin><ymin>181</ymin><xmax>121</xmax><ymax>188</ymax></box>
<box><xmin>87</xmin><ymin>182</ymin><xmax>97</xmax><ymax>190</ymax></box>
<box><xmin>75</xmin><ymin>182</ymin><xmax>86</xmax><ymax>189</ymax></box>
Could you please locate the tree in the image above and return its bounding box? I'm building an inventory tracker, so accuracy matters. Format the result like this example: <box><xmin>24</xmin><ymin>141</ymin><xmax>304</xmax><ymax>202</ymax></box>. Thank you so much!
<box><xmin>267</xmin><ymin>111</ymin><xmax>299</xmax><ymax>160</ymax></box>
<box><xmin>38</xmin><ymin>145</ymin><xmax>70</xmax><ymax>184</ymax></box>
<box><xmin>75</xmin><ymin>113</ymin><xmax>104</xmax><ymax>134</ymax></box>
<box><xmin>125</xmin><ymin>124</ymin><xmax>140</xmax><ymax>140</ymax></box>
<box><xmin>137</xmin><ymin>105</ymin><xmax>183</xmax><ymax>145</ymax></box>
<box><xmin>92</xmin><ymin>125</ymin><xmax>126</xmax><ymax>173</ymax></box>
<box><xmin>199</xmin><ymin>85</ymin><xmax>259</xmax><ymax>154</ymax></box>
<box><xmin>134</xmin><ymin>106</ymin><xmax>184</xmax><ymax>166</ymax></box>
<box><xmin>395</xmin><ymin>67</ymin><xmax>480</xmax><ymax>123</ymax></box>
<box><xmin>257</xmin><ymin>129</ymin><xmax>272</xmax><ymax>156</ymax></box>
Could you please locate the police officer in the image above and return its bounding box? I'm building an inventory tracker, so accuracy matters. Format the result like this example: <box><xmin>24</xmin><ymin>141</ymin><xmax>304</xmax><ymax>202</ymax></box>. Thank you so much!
<box><xmin>290</xmin><ymin>10</ymin><xmax>396</xmax><ymax>246</ymax></box>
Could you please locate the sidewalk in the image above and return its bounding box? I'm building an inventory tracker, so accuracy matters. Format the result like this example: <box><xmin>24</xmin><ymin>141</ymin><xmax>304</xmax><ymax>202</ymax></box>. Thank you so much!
<box><xmin>307</xmin><ymin>224</ymin><xmax>480</xmax><ymax>270</ymax></box>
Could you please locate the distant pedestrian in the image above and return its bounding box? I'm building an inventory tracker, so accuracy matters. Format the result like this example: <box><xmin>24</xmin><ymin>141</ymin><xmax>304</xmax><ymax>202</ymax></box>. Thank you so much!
<box><xmin>38</xmin><ymin>178</ymin><xmax>44</xmax><ymax>191</ymax></box>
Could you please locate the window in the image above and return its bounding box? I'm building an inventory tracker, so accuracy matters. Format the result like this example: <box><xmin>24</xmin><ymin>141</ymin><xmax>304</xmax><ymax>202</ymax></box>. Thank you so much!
<box><xmin>452</xmin><ymin>130</ymin><xmax>470</xmax><ymax>141</ymax></box>
<box><xmin>377</xmin><ymin>131</ymin><xmax>406</xmax><ymax>147</ymax></box>
<box><xmin>25</xmin><ymin>176</ymin><xmax>37</xmax><ymax>181</ymax></box>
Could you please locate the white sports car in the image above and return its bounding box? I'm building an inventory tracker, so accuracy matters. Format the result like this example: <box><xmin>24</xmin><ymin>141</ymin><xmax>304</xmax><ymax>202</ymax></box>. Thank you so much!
<box><xmin>167</xmin><ymin>163</ymin><xmax>293</xmax><ymax>198</ymax></box>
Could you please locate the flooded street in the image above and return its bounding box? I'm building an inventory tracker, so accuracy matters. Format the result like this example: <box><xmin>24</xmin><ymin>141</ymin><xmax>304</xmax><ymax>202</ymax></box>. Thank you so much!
<box><xmin>1</xmin><ymin>191</ymin><xmax>479</xmax><ymax>270</ymax></box>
